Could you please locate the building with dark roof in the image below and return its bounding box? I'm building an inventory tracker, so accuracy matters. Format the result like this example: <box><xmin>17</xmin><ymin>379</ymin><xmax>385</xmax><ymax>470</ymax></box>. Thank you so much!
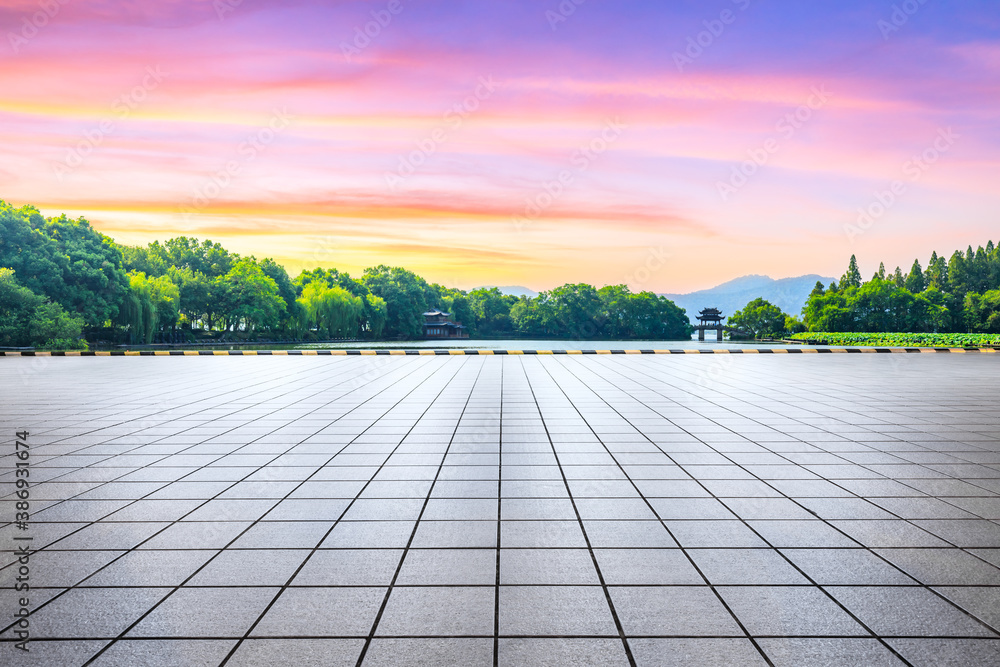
<box><xmin>423</xmin><ymin>310</ymin><xmax>469</xmax><ymax>339</ymax></box>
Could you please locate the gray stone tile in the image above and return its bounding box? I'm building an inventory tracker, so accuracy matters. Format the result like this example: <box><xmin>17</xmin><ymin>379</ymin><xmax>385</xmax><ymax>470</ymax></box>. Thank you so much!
<box><xmin>6</xmin><ymin>588</ymin><xmax>169</xmax><ymax>639</ymax></box>
<box><xmin>1</xmin><ymin>550</ymin><xmax>124</xmax><ymax>588</ymax></box>
<box><xmin>341</xmin><ymin>499</ymin><xmax>426</xmax><ymax>521</ymax></box>
<box><xmin>594</xmin><ymin>548</ymin><xmax>703</xmax><ymax>585</ymax></box>
<box><xmin>796</xmin><ymin>497</ymin><xmax>897</xmax><ymax>520</ymax></box>
<box><xmin>780</xmin><ymin>548</ymin><xmax>916</xmax><ymax>585</ymax></box>
<box><xmin>718</xmin><ymin>586</ymin><xmax>870</xmax><ymax>636</ymax></box>
<box><xmin>127</xmin><ymin>587</ymin><xmax>277</xmax><ymax>638</ymax></box>
<box><xmin>106</xmin><ymin>499</ymin><xmax>207</xmax><ymax>522</ymax></box>
<box><xmin>251</xmin><ymin>588</ymin><xmax>384</xmax><ymax>637</ymax></box>
<box><xmin>869</xmin><ymin>497</ymin><xmax>978</xmax><ymax>520</ymax></box>
<box><xmin>887</xmin><ymin>639</ymin><xmax>1000</xmax><ymax>666</ymax></box>
<box><xmin>321</xmin><ymin>520</ymin><xmax>416</xmax><ymax>548</ymax></box>
<box><xmin>500</xmin><ymin>548</ymin><xmax>596</xmax><ymax>585</ymax></box>
<box><xmin>399</xmin><ymin>549</ymin><xmax>497</xmax><ymax>585</ymax></box>
<box><xmin>366</xmin><ymin>638</ymin><xmax>492</xmax><ymax>667</ymax></box>
<box><xmin>933</xmin><ymin>587</ymin><xmax>1000</xmax><ymax>630</ymax></box>
<box><xmin>182</xmin><ymin>499</ymin><xmax>280</xmax><ymax>522</ymax></box>
<box><xmin>747</xmin><ymin>520</ymin><xmax>860</xmax><ymax>548</ymax></box>
<box><xmin>8</xmin><ymin>353</ymin><xmax>1000</xmax><ymax>663</ymax></box>
<box><xmin>499</xmin><ymin>586</ymin><xmax>616</xmax><ymax>636</ymax></box>
<box><xmin>828</xmin><ymin>586</ymin><xmax>998</xmax><ymax>637</ymax></box>
<box><xmin>229</xmin><ymin>639</ymin><xmax>363</xmax><ymax>666</ymax></box>
<box><xmin>829</xmin><ymin>520</ymin><xmax>950</xmax><ymax>548</ymax></box>
<box><xmin>188</xmin><ymin>549</ymin><xmax>310</xmax><ymax>586</ymax></box>
<box><xmin>647</xmin><ymin>498</ymin><xmax>737</xmax><ymax>520</ymax></box>
<box><xmin>33</xmin><ymin>499</ymin><xmax>133</xmax><ymax>522</ymax></box>
<box><xmin>263</xmin><ymin>498</ymin><xmax>351</xmax><ymax>521</ymax></box>
<box><xmin>500</xmin><ymin>480</ymin><xmax>569</xmax><ymax>498</ymax></box>
<box><xmin>50</xmin><ymin>521</ymin><xmax>169</xmax><ymax>550</ymax></box>
<box><xmin>410</xmin><ymin>520</ymin><xmax>496</xmax><ymax>548</ymax></box>
<box><xmin>501</xmin><ymin>498</ymin><xmax>577</xmax><ymax>520</ymax></box>
<box><xmin>969</xmin><ymin>548</ymin><xmax>1000</xmax><ymax>567</ymax></box>
<box><xmin>701</xmin><ymin>479</ymin><xmax>784</xmax><ymax>498</ymax></box>
<box><xmin>500</xmin><ymin>520</ymin><xmax>586</xmax><ymax>547</ymax></box>
<box><xmin>912</xmin><ymin>519</ymin><xmax>1000</xmax><ymax>547</ymax></box>
<box><xmin>377</xmin><ymin>587</ymin><xmax>494</xmax><ymax>636</ymax></box>
<box><xmin>292</xmin><ymin>549</ymin><xmax>403</xmax><ymax>586</ymax></box>
<box><xmin>689</xmin><ymin>548</ymin><xmax>808</xmax><ymax>585</ymax></box>
<box><xmin>137</xmin><ymin>520</ymin><xmax>251</xmax><ymax>549</ymax></box>
<box><xmin>758</xmin><ymin>638</ymin><xmax>905</xmax><ymax>667</ymax></box>
<box><xmin>230</xmin><ymin>521</ymin><xmax>332</xmax><ymax>549</ymax></box>
<box><xmin>610</xmin><ymin>586</ymin><xmax>742</xmax><ymax>636</ymax></box>
<box><xmin>82</xmin><ymin>549</ymin><xmax>216</xmax><ymax>587</ymax></box>
<box><xmin>874</xmin><ymin>548</ymin><xmax>1000</xmax><ymax>586</ymax></box>
<box><xmin>574</xmin><ymin>498</ymin><xmax>657</xmax><ymax>520</ymax></box>
<box><xmin>498</xmin><ymin>638</ymin><xmax>628</xmax><ymax>666</ymax></box>
<box><xmin>92</xmin><ymin>639</ymin><xmax>236</xmax><ymax>666</ymax></box>
<box><xmin>664</xmin><ymin>520</ymin><xmax>767</xmax><ymax>547</ymax></box>
<box><xmin>0</xmin><ymin>639</ymin><xmax>108</xmax><ymax>666</ymax></box>
<box><xmin>629</xmin><ymin>639</ymin><xmax>766</xmax><ymax>667</ymax></box>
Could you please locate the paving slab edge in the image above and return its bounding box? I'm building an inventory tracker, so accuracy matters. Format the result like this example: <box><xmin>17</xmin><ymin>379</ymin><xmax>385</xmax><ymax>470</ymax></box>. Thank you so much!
<box><xmin>1</xmin><ymin>348</ymin><xmax>996</xmax><ymax>357</ymax></box>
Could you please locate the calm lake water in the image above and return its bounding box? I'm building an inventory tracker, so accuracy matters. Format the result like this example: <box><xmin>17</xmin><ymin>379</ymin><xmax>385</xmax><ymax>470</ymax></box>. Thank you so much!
<box><xmin>293</xmin><ymin>338</ymin><xmax>808</xmax><ymax>350</ymax></box>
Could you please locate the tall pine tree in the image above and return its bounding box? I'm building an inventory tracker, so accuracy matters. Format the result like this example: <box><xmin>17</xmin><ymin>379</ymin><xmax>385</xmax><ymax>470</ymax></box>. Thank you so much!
<box><xmin>905</xmin><ymin>259</ymin><xmax>925</xmax><ymax>293</ymax></box>
<box><xmin>841</xmin><ymin>255</ymin><xmax>862</xmax><ymax>288</ymax></box>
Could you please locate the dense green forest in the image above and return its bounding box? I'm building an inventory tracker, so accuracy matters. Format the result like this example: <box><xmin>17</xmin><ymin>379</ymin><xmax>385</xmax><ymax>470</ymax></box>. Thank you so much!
<box><xmin>0</xmin><ymin>201</ymin><xmax>692</xmax><ymax>348</ymax></box>
<box><xmin>729</xmin><ymin>247</ymin><xmax>1000</xmax><ymax>338</ymax></box>
<box><xmin>4</xmin><ymin>200</ymin><xmax>996</xmax><ymax>348</ymax></box>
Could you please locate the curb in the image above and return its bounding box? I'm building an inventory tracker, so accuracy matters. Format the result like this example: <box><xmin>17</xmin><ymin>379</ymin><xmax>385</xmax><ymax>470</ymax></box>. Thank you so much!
<box><xmin>1</xmin><ymin>348</ymin><xmax>996</xmax><ymax>357</ymax></box>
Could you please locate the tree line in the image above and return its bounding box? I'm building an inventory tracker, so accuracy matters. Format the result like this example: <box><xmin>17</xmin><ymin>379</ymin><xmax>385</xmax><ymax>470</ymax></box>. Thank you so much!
<box><xmin>0</xmin><ymin>201</ymin><xmax>693</xmax><ymax>348</ymax></box>
<box><xmin>728</xmin><ymin>244</ymin><xmax>1000</xmax><ymax>337</ymax></box>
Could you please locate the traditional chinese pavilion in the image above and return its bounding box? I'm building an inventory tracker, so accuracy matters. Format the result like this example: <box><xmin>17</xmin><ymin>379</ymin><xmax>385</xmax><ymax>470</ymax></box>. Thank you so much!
<box><xmin>695</xmin><ymin>307</ymin><xmax>725</xmax><ymax>342</ymax></box>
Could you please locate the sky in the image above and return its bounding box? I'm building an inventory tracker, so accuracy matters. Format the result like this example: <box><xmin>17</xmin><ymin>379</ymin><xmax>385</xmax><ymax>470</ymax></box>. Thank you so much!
<box><xmin>1</xmin><ymin>0</ymin><xmax>998</xmax><ymax>293</ymax></box>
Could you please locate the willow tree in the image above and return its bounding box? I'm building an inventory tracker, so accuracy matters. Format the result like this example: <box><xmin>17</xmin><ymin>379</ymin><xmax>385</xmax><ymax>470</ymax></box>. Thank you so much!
<box><xmin>298</xmin><ymin>283</ymin><xmax>364</xmax><ymax>338</ymax></box>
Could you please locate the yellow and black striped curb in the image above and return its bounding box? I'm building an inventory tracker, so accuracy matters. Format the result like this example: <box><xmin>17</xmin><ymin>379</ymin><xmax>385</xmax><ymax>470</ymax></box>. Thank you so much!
<box><xmin>2</xmin><ymin>348</ymin><xmax>997</xmax><ymax>357</ymax></box>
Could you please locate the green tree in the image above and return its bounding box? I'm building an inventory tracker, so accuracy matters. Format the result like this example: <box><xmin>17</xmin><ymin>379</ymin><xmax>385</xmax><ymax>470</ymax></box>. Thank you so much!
<box><xmin>469</xmin><ymin>288</ymin><xmax>517</xmax><ymax>336</ymax></box>
<box><xmin>965</xmin><ymin>290</ymin><xmax>1000</xmax><ymax>333</ymax></box>
<box><xmin>118</xmin><ymin>272</ymin><xmax>181</xmax><ymax>344</ymax></box>
<box><xmin>160</xmin><ymin>237</ymin><xmax>237</xmax><ymax>278</ymax></box>
<box><xmin>447</xmin><ymin>294</ymin><xmax>474</xmax><ymax>334</ymax></box>
<box><xmin>539</xmin><ymin>284</ymin><xmax>603</xmax><ymax>338</ymax></box>
<box><xmin>363</xmin><ymin>294</ymin><xmax>388</xmax><ymax>339</ymax></box>
<box><xmin>510</xmin><ymin>296</ymin><xmax>544</xmax><ymax>336</ymax></box>
<box><xmin>594</xmin><ymin>286</ymin><xmax>691</xmax><ymax>339</ymax></box>
<box><xmin>216</xmin><ymin>259</ymin><xmax>285</xmax><ymax>334</ymax></box>
<box><xmin>785</xmin><ymin>316</ymin><xmax>807</xmax><ymax>334</ymax></box>
<box><xmin>0</xmin><ymin>202</ymin><xmax>128</xmax><ymax>327</ymax></box>
<box><xmin>121</xmin><ymin>244</ymin><xmax>169</xmax><ymax>276</ymax></box>
<box><xmin>166</xmin><ymin>267</ymin><xmax>213</xmax><ymax>329</ymax></box>
<box><xmin>840</xmin><ymin>255</ymin><xmax>862</xmax><ymax>289</ymax></box>
<box><xmin>0</xmin><ymin>268</ymin><xmax>85</xmax><ymax>349</ymax></box>
<box><xmin>904</xmin><ymin>259</ymin><xmax>925</xmax><ymax>293</ymax></box>
<box><xmin>297</xmin><ymin>282</ymin><xmax>364</xmax><ymax>338</ymax></box>
<box><xmin>259</xmin><ymin>257</ymin><xmax>297</xmax><ymax>330</ymax></box>
<box><xmin>892</xmin><ymin>266</ymin><xmax>905</xmax><ymax>287</ymax></box>
<box><xmin>295</xmin><ymin>268</ymin><xmax>387</xmax><ymax>338</ymax></box>
<box><xmin>362</xmin><ymin>265</ymin><xmax>437</xmax><ymax>339</ymax></box>
<box><xmin>925</xmin><ymin>251</ymin><xmax>948</xmax><ymax>291</ymax></box>
<box><xmin>728</xmin><ymin>298</ymin><xmax>789</xmax><ymax>338</ymax></box>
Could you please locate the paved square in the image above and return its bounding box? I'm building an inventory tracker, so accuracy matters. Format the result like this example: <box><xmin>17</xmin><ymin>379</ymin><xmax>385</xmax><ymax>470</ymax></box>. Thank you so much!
<box><xmin>2</xmin><ymin>354</ymin><xmax>1000</xmax><ymax>666</ymax></box>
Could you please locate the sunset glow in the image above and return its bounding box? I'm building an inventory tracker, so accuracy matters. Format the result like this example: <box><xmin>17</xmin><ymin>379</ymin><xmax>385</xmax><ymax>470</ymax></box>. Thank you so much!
<box><xmin>2</xmin><ymin>0</ymin><xmax>998</xmax><ymax>291</ymax></box>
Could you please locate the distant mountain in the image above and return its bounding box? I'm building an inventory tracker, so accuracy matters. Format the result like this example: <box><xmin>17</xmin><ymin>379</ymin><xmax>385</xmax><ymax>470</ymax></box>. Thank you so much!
<box><xmin>662</xmin><ymin>274</ymin><xmax>836</xmax><ymax>323</ymax></box>
<box><xmin>474</xmin><ymin>285</ymin><xmax>539</xmax><ymax>298</ymax></box>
